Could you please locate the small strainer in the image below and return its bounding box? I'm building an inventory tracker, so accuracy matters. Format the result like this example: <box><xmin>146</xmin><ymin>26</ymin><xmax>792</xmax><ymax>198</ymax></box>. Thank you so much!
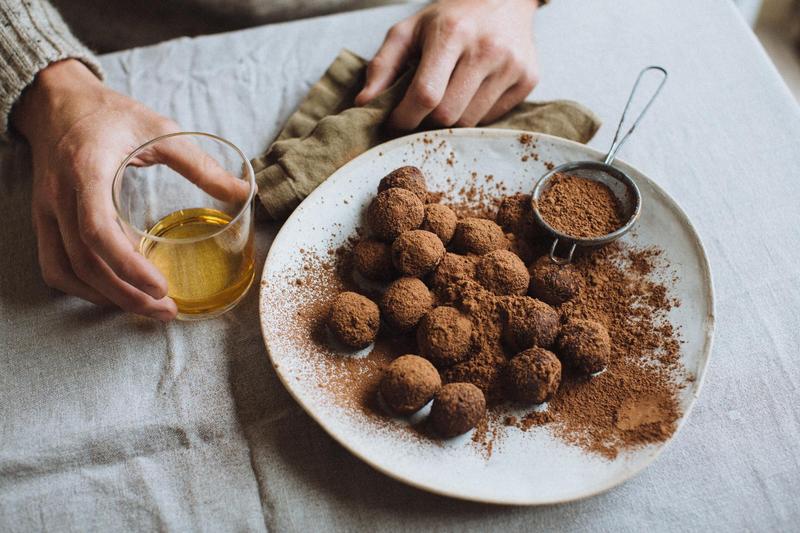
<box><xmin>531</xmin><ymin>66</ymin><xmax>668</xmax><ymax>264</ymax></box>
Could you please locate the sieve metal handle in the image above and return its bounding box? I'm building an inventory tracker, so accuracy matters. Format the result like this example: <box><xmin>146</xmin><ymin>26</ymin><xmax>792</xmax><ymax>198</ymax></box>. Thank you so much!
<box><xmin>604</xmin><ymin>66</ymin><xmax>668</xmax><ymax>165</ymax></box>
<box><xmin>549</xmin><ymin>238</ymin><xmax>576</xmax><ymax>265</ymax></box>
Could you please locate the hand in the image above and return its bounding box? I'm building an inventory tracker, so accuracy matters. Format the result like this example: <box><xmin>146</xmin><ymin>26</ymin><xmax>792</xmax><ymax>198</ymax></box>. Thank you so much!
<box><xmin>12</xmin><ymin>60</ymin><xmax>241</xmax><ymax>320</ymax></box>
<box><xmin>355</xmin><ymin>0</ymin><xmax>540</xmax><ymax>130</ymax></box>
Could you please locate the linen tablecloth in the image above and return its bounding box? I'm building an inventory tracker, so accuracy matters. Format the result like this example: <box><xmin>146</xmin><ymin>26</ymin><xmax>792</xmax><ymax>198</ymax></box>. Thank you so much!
<box><xmin>1</xmin><ymin>1</ymin><xmax>799</xmax><ymax>530</ymax></box>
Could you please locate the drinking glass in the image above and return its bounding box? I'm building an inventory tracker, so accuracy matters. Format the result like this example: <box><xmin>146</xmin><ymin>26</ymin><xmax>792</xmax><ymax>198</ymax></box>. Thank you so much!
<box><xmin>113</xmin><ymin>132</ymin><xmax>256</xmax><ymax>320</ymax></box>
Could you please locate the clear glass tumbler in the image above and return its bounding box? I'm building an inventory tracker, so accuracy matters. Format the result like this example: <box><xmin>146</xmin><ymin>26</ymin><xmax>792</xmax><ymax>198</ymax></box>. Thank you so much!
<box><xmin>113</xmin><ymin>132</ymin><xmax>256</xmax><ymax>320</ymax></box>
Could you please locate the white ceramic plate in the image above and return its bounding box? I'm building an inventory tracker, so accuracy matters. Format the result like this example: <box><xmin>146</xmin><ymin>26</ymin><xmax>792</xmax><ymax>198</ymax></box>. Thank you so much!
<box><xmin>259</xmin><ymin>129</ymin><xmax>714</xmax><ymax>505</ymax></box>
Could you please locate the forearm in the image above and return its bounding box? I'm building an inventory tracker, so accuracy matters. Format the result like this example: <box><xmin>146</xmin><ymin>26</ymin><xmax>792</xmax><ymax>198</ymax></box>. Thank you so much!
<box><xmin>0</xmin><ymin>0</ymin><xmax>103</xmax><ymax>139</ymax></box>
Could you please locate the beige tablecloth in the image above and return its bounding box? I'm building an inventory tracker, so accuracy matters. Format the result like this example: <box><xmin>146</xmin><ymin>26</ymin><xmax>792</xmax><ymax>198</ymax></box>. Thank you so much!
<box><xmin>1</xmin><ymin>2</ymin><xmax>799</xmax><ymax>531</ymax></box>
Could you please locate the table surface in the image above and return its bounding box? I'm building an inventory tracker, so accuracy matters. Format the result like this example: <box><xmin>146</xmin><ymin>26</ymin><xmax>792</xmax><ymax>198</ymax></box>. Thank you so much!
<box><xmin>2</xmin><ymin>1</ymin><xmax>799</xmax><ymax>531</ymax></box>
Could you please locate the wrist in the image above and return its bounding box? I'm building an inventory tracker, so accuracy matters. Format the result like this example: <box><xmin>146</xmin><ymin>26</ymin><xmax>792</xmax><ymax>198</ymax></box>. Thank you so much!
<box><xmin>12</xmin><ymin>59</ymin><xmax>104</xmax><ymax>142</ymax></box>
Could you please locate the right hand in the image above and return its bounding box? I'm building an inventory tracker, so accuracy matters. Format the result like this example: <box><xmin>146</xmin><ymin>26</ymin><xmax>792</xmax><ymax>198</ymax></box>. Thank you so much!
<box><xmin>13</xmin><ymin>60</ymin><xmax>183</xmax><ymax>320</ymax></box>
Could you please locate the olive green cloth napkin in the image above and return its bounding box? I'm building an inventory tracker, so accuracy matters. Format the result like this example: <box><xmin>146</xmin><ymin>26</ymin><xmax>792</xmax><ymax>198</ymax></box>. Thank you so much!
<box><xmin>251</xmin><ymin>49</ymin><xmax>601</xmax><ymax>220</ymax></box>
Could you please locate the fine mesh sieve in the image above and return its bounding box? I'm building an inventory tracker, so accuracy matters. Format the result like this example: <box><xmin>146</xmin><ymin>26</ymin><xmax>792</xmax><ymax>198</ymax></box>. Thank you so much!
<box><xmin>531</xmin><ymin>66</ymin><xmax>668</xmax><ymax>264</ymax></box>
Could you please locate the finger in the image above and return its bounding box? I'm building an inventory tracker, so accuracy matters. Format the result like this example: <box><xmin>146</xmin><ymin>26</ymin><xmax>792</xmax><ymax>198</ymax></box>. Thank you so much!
<box><xmin>481</xmin><ymin>73</ymin><xmax>539</xmax><ymax>125</ymax></box>
<box><xmin>428</xmin><ymin>57</ymin><xmax>494</xmax><ymax>127</ymax></box>
<box><xmin>35</xmin><ymin>213</ymin><xmax>112</xmax><ymax>306</ymax></box>
<box><xmin>58</xmin><ymin>201</ymin><xmax>177</xmax><ymax>321</ymax></box>
<box><xmin>76</xmin><ymin>180</ymin><xmax>170</xmax><ymax>300</ymax></box>
<box><xmin>456</xmin><ymin>70</ymin><xmax>518</xmax><ymax>127</ymax></box>
<box><xmin>151</xmin><ymin>136</ymin><xmax>251</xmax><ymax>204</ymax></box>
<box><xmin>355</xmin><ymin>23</ymin><xmax>415</xmax><ymax>106</ymax></box>
<box><xmin>389</xmin><ymin>23</ymin><xmax>466</xmax><ymax>130</ymax></box>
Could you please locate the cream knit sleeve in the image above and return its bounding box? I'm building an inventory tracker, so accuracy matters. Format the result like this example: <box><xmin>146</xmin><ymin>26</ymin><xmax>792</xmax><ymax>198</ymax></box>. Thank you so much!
<box><xmin>0</xmin><ymin>0</ymin><xmax>103</xmax><ymax>138</ymax></box>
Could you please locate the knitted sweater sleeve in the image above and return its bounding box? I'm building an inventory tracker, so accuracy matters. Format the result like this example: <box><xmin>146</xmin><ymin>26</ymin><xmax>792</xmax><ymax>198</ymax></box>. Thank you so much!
<box><xmin>0</xmin><ymin>0</ymin><xmax>103</xmax><ymax>138</ymax></box>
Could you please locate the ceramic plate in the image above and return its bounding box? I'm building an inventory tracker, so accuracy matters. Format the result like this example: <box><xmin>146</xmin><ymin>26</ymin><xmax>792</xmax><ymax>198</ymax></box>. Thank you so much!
<box><xmin>259</xmin><ymin>129</ymin><xmax>714</xmax><ymax>505</ymax></box>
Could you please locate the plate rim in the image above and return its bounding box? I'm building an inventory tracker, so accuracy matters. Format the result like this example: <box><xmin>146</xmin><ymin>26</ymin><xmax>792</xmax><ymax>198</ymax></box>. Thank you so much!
<box><xmin>258</xmin><ymin>127</ymin><xmax>716</xmax><ymax>505</ymax></box>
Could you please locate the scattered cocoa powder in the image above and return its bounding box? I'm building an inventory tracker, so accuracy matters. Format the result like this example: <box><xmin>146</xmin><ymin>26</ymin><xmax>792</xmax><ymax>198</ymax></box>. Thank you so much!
<box><xmin>537</xmin><ymin>173</ymin><xmax>624</xmax><ymax>238</ymax></box>
<box><xmin>271</xmin><ymin>170</ymin><xmax>685</xmax><ymax>460</ymax></box>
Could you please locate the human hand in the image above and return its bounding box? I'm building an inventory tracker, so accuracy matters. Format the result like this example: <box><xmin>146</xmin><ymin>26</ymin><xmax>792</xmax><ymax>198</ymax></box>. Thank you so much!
<box><xmin>355</xmin><ymin>0</ymin><xmax>540</xmax><ymax>130</ymax></box>
<box><xmin>13</xmin><ymin>60</ymin><xmax>246</xmax><ymax>320</ymax></box>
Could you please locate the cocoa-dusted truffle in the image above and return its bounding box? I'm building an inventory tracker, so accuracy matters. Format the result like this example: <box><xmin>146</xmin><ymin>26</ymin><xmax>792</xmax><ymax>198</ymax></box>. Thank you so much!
<box><xmin>327</xmin><ymin>292</ymin><xmax>380</xmax><ymax>349</ymax></box>
<box><xmin>430</xmin><ymin>382</ymin><xmax>486</xmax><ymax>438</ymax></box>
<box><xmin>391</xmin><ymin>230</ymin><xmax>445</xmax><ymax>277</ymax></box>
<box><xmin>557</xmin><ymin>319</ymin><xmax>611</xmax><ymax>374</ymax></box>
<box><xmin>380</xmin><ymin>354</ymin><xmax>441</xmax><ymax>415</ymax></box>
<box><xmin>528</xmin><ymin>255</ymin><xmax>584</xmax><ymax>306</ymax></box>
<box><xmin>452</xmin><ymin>217</ymin><xmax>508</xmax><ymax>255</ymax></box>
<box><xmin>496</xmin><ymin>193</ymin><xmax>541</xmax><ymax>240</ymax></box>
<box><xmin>475</xmin><ymin>249</ymin><xmax>529</xmax><ymax>295</ymax></box>
<box><xmin>506</xmin><ymin>347</ymin><xmax>562</xmax><ymax>404</ymax></box>
<box><xmin>367</xmin><ymin>188</ymin><xmax>424</xmax><ymax>242</ymax></box>
<box><xmin>378</xmin><ymin>166</ymin><xmax>428</xmax><ymax>201</ymax></box>
<box><xmin>506</xmin><ymin>232</ymin><xmax>535</xmax><ymax>264</ymax></box>
<box><xmin>502</xmin><ymin>296</ymin><xmax>560</xmax><ymax>352</ymax></box>
<box><xmin>380</xmin><ymin>277</ymin><xmax>433</xmax><ymax>331</ymax></box>
<box><xmin>429</xmin><ymin>252</ymin><xmax>476</xmax><ymax>290</ymax></box>
<box><xmin>416</xmin><ymin>306</ymin><xmax>473</xmax><ymax>367</ymax></box>
<box><xmin>422</xmin><ymin>204</ymin><xmax>457</xmax><ymax>244</ymax></box>
<box><xmin>353</xmin><ymin>239</ymin><xmax>395</xmax><ymax>281</ymax></box>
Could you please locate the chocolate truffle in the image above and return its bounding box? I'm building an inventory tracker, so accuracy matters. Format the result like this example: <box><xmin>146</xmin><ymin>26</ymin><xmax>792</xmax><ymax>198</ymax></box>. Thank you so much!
<box><xmin>502</xmin><ymin>296</ymin><xmax>560</xmax><ymax>352</ymax></box>
<box><xmin>429</xmin><ymin>252</ymin><xmax>476</xmax><ymax>290</ymax></box>
<box><xmin>430</xmin><ymin>382</ymin><xmax>486</xmax><ymax>438</ymax></box>
<box><xmin>557</xmin><ymin>319</ymin><xmax>611</xmax><ymax>374</ymax></box>
<box><xmin>496</xmin><ymin>193</ymin><xmax>540</xmax><ymax>240</ymax></box>
<box><xmin>506</xmin><ymin>232</ymin><xmax>536</xmax><ymax>264</ymax></box>
<box><xmin>452</xmin><ymin>217</ymin><xmax>508</xmax><ymax>255</ymax></box>
<box><xmin>367</xmin><ymin>188</ymin><xmax>424</xmax><ymax>242</ymax></box>
<box><xmin>353</xmin><ymin>239</ymin><xmax>395</xmax><ymax>281</ymax></box>
<box><xmin>378</xmin><ymin>166</ymin><xmax>428</xmax><ymax>202</ymax></box>
<box><xmin>528</xmin><ymin>255</ymin><xmax>584</xmax><ymax>306</ymax></box>
<box><xmin>506</xmin><ymin>347</ymin><xmax>562</xmax><ymax>404</ymax></box>
<box><xmin>422</xmin><ymin>204</ymin><xmax>458</xmax><ymax>244</ymax></box>
<box><xmin>475</xmin><ymin>249</ymin><xmax>529</xmax><ymax>295</ymax></box>
<box><xmin>380</xmin><ymin>354</ymin><xmax>442</xmax><ymax>415</ymax></box>
<box><xmin>380</xmin><ymin>277</ymin><xmax>433</xmax><ymax>332</ymax></box>
<box><xmin>416</xmin><ymin>306</ymin><xmax>473</xmax><ymax>367</ymax></box>
<box><xmin>391</xmin><ymin>230</ymin><xmax>445</xmax><ymax>277</ymax></box>
<box><xmin>327</xmin><ymin>292</ymin><xmax>380</xmax><ymax>349</ymax></box>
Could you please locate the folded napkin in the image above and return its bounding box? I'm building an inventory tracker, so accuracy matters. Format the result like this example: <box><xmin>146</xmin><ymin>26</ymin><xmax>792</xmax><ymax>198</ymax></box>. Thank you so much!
<box><xmin>251</xmin><ymin>49</ymin><xmax>600</xmax><ymax>220</ymax></box>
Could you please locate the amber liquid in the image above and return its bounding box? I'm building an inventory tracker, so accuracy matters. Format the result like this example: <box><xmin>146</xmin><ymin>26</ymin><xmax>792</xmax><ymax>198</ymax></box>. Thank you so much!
<box><xmin>141</xmin><ymin>207</ymin><xmax>254</xmax><ymax>319</ymax></box>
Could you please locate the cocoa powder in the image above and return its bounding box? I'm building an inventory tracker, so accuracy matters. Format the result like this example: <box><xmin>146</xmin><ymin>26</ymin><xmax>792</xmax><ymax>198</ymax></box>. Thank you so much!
<box><xmin>277</xmin><ymin>177</ymin><xmax>684</xmax><ymax>460</ymax></box>
<box><xmin>537</xmin><ymin>173</ymin><xmax>624</xmax><ymax>238</ymax></box>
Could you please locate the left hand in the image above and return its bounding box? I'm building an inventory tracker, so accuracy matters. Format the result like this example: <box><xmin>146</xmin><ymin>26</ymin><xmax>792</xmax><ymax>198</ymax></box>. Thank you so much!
<box><xmin>355</xmin><ymin>0</ymin><xmax>540</xmax><ymax>130</ymax></box>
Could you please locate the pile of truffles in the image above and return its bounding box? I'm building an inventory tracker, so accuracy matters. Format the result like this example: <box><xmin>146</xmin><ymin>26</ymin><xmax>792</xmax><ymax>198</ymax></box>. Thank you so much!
<box><xmin>326</xmin><ymin>166</ymin><xmax>612</xmax><ymax>439</ymax></box>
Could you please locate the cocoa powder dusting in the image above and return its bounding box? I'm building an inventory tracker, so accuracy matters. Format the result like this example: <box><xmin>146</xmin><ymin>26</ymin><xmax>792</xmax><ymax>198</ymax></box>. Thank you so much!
<box><xmin>538</xmin><ymin>173</ymin><xmax>624</xmax><ymax>238</ymax></box>
<box><xmin>274</xmin><ymin>168</ymin><xmax>685</xmax><ymax>461</ymax></box>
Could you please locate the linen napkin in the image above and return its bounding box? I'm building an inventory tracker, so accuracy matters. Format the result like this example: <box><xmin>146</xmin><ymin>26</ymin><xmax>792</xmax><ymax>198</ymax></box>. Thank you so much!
<box><xmin>251</xmin><ymin>49</ymin><xmax>600</xmax><ymax>220</ymax></box>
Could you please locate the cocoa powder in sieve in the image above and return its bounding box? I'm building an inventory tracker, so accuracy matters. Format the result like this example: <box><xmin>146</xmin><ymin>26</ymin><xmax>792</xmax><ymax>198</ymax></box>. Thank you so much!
<box><xmin>537</xmin><ymin>173</ymin><xmax>624</xmax><ymax>238</ymax></box>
